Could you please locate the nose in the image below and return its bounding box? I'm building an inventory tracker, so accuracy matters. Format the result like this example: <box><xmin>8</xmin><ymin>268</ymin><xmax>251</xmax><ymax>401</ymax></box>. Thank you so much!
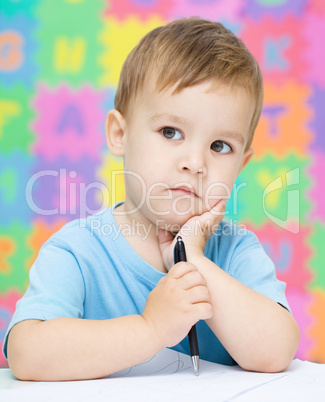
<box><xmin>178</xmin><ymin>147</ymin><xmax>207</xmax><ymax>176</ymax></box>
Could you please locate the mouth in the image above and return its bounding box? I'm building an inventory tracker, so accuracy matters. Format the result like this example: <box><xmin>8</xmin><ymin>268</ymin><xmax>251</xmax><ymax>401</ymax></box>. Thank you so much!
<box><xmin>170</xmin><ymin>186</ymin><xmax>199</xmax><ymax>198</ymax></box>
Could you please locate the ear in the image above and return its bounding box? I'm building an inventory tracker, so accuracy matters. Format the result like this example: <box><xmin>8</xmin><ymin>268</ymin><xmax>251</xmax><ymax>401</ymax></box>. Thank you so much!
<box><xmin>238</xmin><ymin>147</ymin><xmax>254</xmax><ymax>174</ymax></box>
<box><xmin>105</xmin><ymin>109</ymin><xmax>127</xmax><ymax>157</ymax></box>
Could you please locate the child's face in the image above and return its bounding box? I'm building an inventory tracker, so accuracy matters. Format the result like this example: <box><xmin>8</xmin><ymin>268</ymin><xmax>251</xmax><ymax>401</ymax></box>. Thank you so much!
<box><xmin>117</xmin><ymin>76</ymin><xmax>255</xmax><ymax>230</ymax></box>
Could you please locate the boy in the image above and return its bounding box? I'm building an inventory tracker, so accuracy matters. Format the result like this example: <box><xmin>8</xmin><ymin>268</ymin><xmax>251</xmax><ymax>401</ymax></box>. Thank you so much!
<box><xmin>4</xmin><ymin>18</ymin><xmax>299</xmax><ymax>381</ymax></box>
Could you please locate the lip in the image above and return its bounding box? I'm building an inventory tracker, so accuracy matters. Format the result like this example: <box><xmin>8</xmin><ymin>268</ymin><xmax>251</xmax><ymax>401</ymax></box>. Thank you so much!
<box><xmin>170</xmin><ymin>186</ymin><xmax>198</xmax><ymax>198</ymax></box>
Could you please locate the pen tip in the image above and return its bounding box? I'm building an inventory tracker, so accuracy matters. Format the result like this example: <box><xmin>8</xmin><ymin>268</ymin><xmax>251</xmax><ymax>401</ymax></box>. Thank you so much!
<box><xmin>177</xmin><ymin>236</ymin><xmax>182</xmax><ymax>242</ymax></box>
<box><xmin>192</xmin><ymin>355</ymin><xmax>199</xmax><ymax>377</ymax></box>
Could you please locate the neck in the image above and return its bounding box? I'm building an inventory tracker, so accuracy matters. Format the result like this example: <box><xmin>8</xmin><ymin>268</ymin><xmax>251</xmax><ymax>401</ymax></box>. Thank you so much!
<box><xmin>112</xmin><ymin>202</ymin><xmax>167</xmax><ymax>273</ymax></box>
<box><xmin>113</xmin><ymin>202</ymin><xmax>159</xmax><ymax>242</ymax></box>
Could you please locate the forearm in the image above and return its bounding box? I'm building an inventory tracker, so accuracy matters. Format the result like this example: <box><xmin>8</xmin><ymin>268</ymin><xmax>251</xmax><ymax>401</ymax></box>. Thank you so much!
<box><xmin>191</xmin><ymin>255</ymin><xmax>300</xmax><ymax>372</ymax></box>
<box><xmin>7</xmin><ymin>315</ymin><xmax>163</xmax><ymax>381</ymax></box>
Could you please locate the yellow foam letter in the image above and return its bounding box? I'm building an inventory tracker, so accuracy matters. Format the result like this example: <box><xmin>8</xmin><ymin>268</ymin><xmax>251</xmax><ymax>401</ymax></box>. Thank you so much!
<box><xmin>54</xmin><ymin>37</ymin><xmax>85</xmax><ymax>73</ymax></box>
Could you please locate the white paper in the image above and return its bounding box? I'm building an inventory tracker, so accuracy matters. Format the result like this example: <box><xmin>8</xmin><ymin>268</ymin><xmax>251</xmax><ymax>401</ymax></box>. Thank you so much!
<box><xmin>1</xmin><ymin>349</ymin><xmax>325</xmax><ymax>402</ymax></box>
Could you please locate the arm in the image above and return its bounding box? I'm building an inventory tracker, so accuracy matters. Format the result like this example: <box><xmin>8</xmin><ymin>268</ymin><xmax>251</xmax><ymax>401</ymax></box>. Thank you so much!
<box><xmin>190</xmin><ymin>254</ymin><xmax>300</xmax><ymax>372</ymax></box>
<box><xmin>7</xmin><ymin>262</ymin><xmax>212</xmax><ymax>381</ymax></box>
<box><xmin>158</xmin><ymin>200</ymin><xmax>300</xmax><ymax>373</ymax></box>
<box><xmin>7</xmin><ymin>316</ymin><xmax>161</xmax><ymax>381</ymax></box>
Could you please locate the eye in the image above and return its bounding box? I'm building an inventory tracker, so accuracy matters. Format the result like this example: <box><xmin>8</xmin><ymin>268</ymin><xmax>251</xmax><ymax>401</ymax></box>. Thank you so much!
<box><xmin>211</xmin><ymin>140</ymin><xmax>232</xmax><ymax>154</ymax></box>
<box><xmin>161</xmin><ymin>127</ymin><xmax>183</xmax><ymax>140</ymax></box>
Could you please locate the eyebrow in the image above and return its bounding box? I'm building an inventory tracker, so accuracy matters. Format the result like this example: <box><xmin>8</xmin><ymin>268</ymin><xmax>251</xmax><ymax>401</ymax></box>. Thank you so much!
<box><xmin>150</xmin><ymin>113</ymin><xmax>245</xmax><ymax>146</ymax></box>
<box><xmin>149</xmin><ymin>113</ymin><xmax>188</xmax><ymax>126</ymax></box>
<box><xmin>220</xmin><ymin>130</ymin><xmax>245</xmax><ymax>146</ymax></box>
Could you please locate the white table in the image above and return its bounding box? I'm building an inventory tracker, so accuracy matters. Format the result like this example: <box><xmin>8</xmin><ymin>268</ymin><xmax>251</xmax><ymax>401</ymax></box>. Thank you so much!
<box><xmin>1</xmin><ymin>349</ymin><xmax>325</xmax><ymax>401</ymax></box>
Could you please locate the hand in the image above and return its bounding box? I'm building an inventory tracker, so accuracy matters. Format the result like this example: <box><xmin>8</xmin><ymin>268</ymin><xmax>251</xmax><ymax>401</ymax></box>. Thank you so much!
<box><xmin>158</xmin><ymin>199</ymin><xmax>226</xmax><ymax>271</ymax></box>
<box><xmin>142</xmin><ymin>262</ymin><xmax>213</xmax><ymax>348</ymax></box>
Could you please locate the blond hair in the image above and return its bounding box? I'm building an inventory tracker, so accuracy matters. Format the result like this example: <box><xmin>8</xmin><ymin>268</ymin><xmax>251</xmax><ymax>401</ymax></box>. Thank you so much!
<box><xmin>115</xmin><ymin>17</ymin><xmax>263</xmax><ymax>149</ymax></box>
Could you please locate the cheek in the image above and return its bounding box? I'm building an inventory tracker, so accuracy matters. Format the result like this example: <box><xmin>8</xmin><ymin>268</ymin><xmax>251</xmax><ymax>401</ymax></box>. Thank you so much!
<box><xmin>123</xmin><ymin>170</ymin><xmax>146</xmax><ymax>206</ymax></box>
<box><xmin>123</xmin><ymin>164</ymin><xmax>165</xmax><ymax>205</ymax></box>
<box><xmin>125</xmin><ymin>141</ymin><xmax>162</xmax><ymax>174</ymax></box>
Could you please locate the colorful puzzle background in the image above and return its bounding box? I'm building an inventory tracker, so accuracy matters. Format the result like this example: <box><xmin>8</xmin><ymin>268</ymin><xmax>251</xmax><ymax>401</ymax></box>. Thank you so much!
<box><xmin>0</xmin><ymin>0</ymin><xmax>324</xmax><ymax>367</ymax></box>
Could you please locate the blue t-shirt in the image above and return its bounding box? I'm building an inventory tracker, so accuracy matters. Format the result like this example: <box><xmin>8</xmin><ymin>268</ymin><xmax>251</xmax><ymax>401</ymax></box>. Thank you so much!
<box><xmin>3</xmin><ymin>202</ymin><xmax>290</xmax><ymax>365</ymax></box>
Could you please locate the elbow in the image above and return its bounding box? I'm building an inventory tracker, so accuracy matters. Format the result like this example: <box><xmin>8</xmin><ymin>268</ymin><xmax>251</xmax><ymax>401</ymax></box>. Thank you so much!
<box><xmin>9</xmin><ymin>361</ymin><xmax>31</xmax><ymax>382</ymax></box>
<box><xmin>240</xmin><ymin>354</ymin><xmax>293</xmax><ymax>374</ymax></box>
<box><xmin>8</xmin><ymin>350</ymin><xmax>29</xmax><ymax>381</ymax></box>
<box><xmin>241</xmin><ymin>320</ymin><xmax>301</xmax><ymax>374</ymax></box>
<box><xmin>247</xmin><ymin>355</ymin><xmax>293</xmax><ymax>374</ymax></box>
<box><xmin>8</xmin><ymin>346</ymin><xmax>47</xmax><ymax>382</ymax></box>
<box><xmin>7</xmin><ymin>335</ymin><xmax>34</xmax><ymax>381</ymax></box>
<box><xmin>8</xmin><ymin>340</ymin><xmax>52</xmax><ymax>382</ymax></box>
<box><xmin>7</xmin><ymin>322</ymin><xmax>46</xmax><ymax>381</ymax></box>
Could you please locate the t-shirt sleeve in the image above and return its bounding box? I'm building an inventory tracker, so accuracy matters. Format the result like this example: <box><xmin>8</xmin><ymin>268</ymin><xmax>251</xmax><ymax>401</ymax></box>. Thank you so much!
<box><xmin>2</xmin><ymin>242</ymin><xmax>85</xmax><ymax>359</ymax></box>
<box><xmin>227</xmin><ymin>230</ymin><xmax>290</xmax><ymax>312</ymax></box>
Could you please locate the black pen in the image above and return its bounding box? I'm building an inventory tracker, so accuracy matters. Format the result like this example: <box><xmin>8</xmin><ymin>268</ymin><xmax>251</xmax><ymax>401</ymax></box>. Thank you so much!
<box><xmin>174</xmin><ymin>236</ymin><xmax>200</xmax><ymax>376</ymax></box>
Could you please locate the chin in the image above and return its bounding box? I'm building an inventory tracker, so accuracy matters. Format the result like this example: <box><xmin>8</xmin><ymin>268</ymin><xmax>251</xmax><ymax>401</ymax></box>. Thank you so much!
<box><xmin>146</xmin><ymin>199</ymin><xmax>210</xmax><ymax>231</ymax></box>
<box><xmin>153</xmin><ymin>211</ymin><xmax>203</xmax><ymax>233</ymax></box>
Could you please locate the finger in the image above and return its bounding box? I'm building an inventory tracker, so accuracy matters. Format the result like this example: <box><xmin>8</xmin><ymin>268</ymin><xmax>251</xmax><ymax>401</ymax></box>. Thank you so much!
<box><xmin>168</xmin><ymin>262</ymin><xmax>198</xmax><ymax>279</ymax></box>
<box><xmin>179</xmin><ymin>270</ymin><xmax>207</xmax><ymax>290</ymax></box>
<box><xmin>179</xmin><ymin>199</ymin><xmax>226</xmax><ymax>238</ymax></box>
<box><xmin>195</xmin><ymin>199</ymin><xmax>227</xmax><ymax>237</ymax></box>
<box><xmin>207</xmin><ymin>199</ymin><xmax>227</xmax><ymax>220</ymax></box>
<box><xmin>187</xmin><ymin>285</ymin><xmax>211</xmax><ymax>304</ymax></box>
<box><xmin>192</xmin><ymin>301</ymin><xmax>213</xmax><ymax>321</ymax></box>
